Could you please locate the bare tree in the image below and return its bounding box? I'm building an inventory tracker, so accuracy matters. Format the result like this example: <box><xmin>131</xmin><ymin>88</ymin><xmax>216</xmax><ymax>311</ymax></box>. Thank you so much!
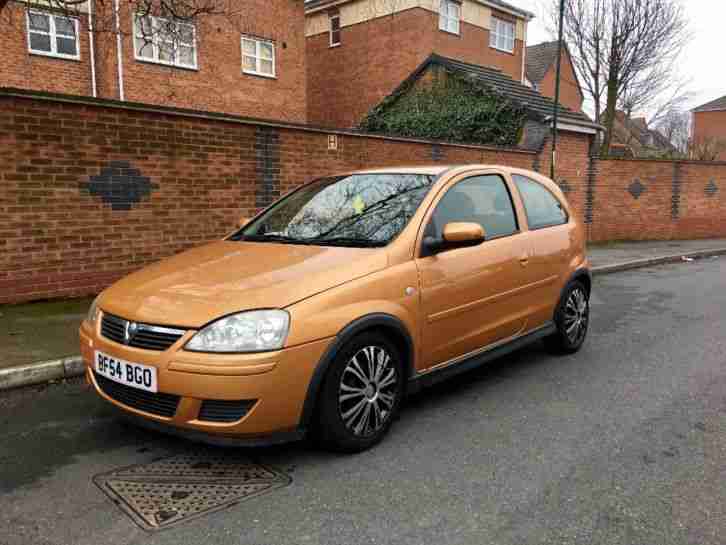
<box><xmin>1</xmin><ymin>0</ymin><xmax>236</xmax><ymax>44</ymax></box>
<box><xmin>688</xmin><ymin>137</ymin><xmax>726</xmax><ymax>162</ymax></box>
<box><xmin>549</xmin><ymin>0</ymin><xmax>608</xmax><ymax>124</ymax></box>
<box><xmin>655</xmin><ymin>108</ymin><xmax>690</xmax><ymax>155</ymax></box>
<box><xmin>0</xmin><ymin>0</ymin><xmax>232</xmax><ymax>23</ymax></box>
<box><xmin>550</xmin><ymin>0</ymin><xmax>690</xmax><ymax>155</ymax></box>
<box><xmin>620</xmin><ymin>74</ymin><xmax>693</xmax><ymax>128</ymax></box>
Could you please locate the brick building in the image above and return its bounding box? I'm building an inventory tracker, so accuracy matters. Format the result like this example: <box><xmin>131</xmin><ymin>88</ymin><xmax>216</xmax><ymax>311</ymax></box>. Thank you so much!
<box><xmin>305</xmin><ymin>0</ymin><xmax>534</xmax><ymax>128</ymax></box>
<box><xmin>0</xmin><ymin>0</ymin><xmax>307</xmax><ymax>122</ymax></box>
<box><xmin>692</xmin><ymin>95</ymin><xmax>726</xmax><ymax>160</ymax></box>
<box><xmin>524</xmin><ymin>41</ymin><xmax>583</xmax><ymax>112</ymax></box>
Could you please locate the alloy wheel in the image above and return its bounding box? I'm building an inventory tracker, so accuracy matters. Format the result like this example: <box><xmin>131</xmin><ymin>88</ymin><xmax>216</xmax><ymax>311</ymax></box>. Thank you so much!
<box><xmin>563</xmin><ymin>287</ymin><xmax>589</xmax><ymax>345</ymax></box>
<box><xmin>338</xmin><ymin>345</ymin><xmax>399</xmax><ymax>437</ymax></box>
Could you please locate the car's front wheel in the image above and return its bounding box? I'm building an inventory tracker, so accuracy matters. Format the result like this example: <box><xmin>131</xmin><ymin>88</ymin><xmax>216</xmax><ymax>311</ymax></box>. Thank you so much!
<box><xmin>545</xmin><ymin>280</ymin><xmax>590</xmax><ymax>354</ymax></box>
<box><xmin>316</xmin><ymin>332</ymin><xmax>404</xmax><ymax>453</ymax></box>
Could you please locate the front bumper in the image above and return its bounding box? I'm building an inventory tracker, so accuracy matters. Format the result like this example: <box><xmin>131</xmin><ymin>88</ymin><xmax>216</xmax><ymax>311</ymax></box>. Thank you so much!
<box><xmin>80</xmin><ymin>318</ymin><xmax>332</xmax><ymax>445</ymax></box>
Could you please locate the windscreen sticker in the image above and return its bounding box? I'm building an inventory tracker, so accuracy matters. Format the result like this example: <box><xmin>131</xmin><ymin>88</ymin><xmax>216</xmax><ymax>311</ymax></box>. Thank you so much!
<box><xmin>352</xmin><ymin>195</ymin><xmax>366</xmax><ymax>215</ymax></box>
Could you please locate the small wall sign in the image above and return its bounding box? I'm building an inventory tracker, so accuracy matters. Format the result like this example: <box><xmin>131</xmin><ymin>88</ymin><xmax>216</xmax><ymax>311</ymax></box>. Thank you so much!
<box><xmin>328</xmin><ymin>134</ymin><xmax>338</xmax><ymax>151</ymax></box>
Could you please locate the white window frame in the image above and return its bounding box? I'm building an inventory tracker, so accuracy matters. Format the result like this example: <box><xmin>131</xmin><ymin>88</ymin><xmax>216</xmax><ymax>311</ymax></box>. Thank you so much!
<box><xmin>439</xmin><ymin>0</ymin><xmax>460</xmax><ymax>35</ymax></box>
<box><xmin>490</xmin><ymin>16</ymin><xmax>515</xmax><ymax>53</ymax></box>
<box><xmin>329</xmin><ymin>13</ymin><xmax>341</xmax><ymax>47</ymax></box>
<box><xmin>241</xmin><ymin>36</ymin><xmax>276</xmax><ymax>78</ymax></box>
<box><xmin>26</xmin><ymin>9</ymin><xmax>80</xmax><ymax>61</ymax></box>
<box><xmin>133</xmin><ymin>15</ymin><xmax>198</xmax><ymax>70</ymax></box>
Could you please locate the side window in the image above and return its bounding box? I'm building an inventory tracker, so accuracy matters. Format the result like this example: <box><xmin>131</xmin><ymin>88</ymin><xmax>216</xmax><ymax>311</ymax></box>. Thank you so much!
<box><xmin>512</xmin><ymin>174</ymin><xmax>568</xmax><ymax>230</ymax></box>
<box><xmin>329</xmin><ymin>12</ymin><xmax>341</xmax><ymax>46</ymax></box>
<box><xmin>430</xmin><ymin>175</ymin><xmax>518</xmax><ymax>239</ymax></box>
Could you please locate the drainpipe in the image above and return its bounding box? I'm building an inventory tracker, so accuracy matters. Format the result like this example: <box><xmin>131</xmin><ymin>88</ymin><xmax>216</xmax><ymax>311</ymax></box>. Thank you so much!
<box><xmin>550</xmin><ymin>0</ymin><xmax>565</xmax><ymax>180</ymax></box>
<box><xmin>521</xmin><ymin>19</ymin><xmax>527</xmax><ymax>84</ymax></box>
<box><xmin>87</xmin><ymin>0</ymin><xmax>97</xmax><ymax>97</ymax></box>
<box><xmin>113</xmin><ymin>0</ymin><xmax>125</xmax><ymax>100</ymax></box>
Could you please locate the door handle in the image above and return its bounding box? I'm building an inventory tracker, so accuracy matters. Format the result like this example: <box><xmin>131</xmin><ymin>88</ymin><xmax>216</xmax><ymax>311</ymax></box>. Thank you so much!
<box><xmin>519</xmin><ymin>254</ymin><xmax>530</xmax><ymax>266</ymax></box>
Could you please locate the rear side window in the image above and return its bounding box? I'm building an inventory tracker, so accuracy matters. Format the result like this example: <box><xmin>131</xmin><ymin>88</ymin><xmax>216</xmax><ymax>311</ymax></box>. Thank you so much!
<box><xmin>512</xmin><ymin>174</ymin><xmax>568</xmax><ymax>230</ymax></box>
<box><xmin>430</xmin><ymin>175</ymin><xmax>518</xmax><ymax>239</ymax></box>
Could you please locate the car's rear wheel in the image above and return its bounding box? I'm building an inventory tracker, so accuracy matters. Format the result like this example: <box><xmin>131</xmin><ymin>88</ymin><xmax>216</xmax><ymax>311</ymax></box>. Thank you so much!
<box><xmin>316</xmin><ymin>332</ymin><xmax>404</xmax><ymax>453</ymax></box>
<box><xmin>545</xmin><ymin>280</ymin><xmax>590</xmax><ymax>354</ymax></box>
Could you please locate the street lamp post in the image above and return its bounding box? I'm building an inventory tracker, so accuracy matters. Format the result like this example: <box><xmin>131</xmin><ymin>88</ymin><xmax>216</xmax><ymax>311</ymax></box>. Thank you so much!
<box><xmin>550</xmin><ymin>0</ymin><xmax>566</xmax><ymax>180</ymax></box>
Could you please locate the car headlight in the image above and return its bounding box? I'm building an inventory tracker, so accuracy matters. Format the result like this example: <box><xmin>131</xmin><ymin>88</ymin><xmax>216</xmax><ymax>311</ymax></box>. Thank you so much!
<box><xmin>86</xmin><ymin>296</ymin><xmax>101</xmax><ymax>326</ymax></box>
<box><xmin>185</xmin><ymin>310</ymin><xmax>290</xmax><ymax>353</ymax></box>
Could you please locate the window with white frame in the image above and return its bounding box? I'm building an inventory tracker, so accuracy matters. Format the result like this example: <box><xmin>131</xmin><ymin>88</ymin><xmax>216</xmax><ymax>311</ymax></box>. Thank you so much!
<box><xmin>439</xmin><ymin>0</ymin><xmax>460</xmax><ymax>35</ymax></box>
<box><xmin>329</xmin><ymin>13</ymin><xmax>341</xmax><ymax>46</ymax></box>
<box><xmin>490</xmin><ymin>16</ymin><xmax>515</xmax><ymax>52</ymax></box>
<box><xmin>134</xmin><ymin>15</ymin><xmax>197</xmax><ymax>69</ymax></box>
<box><xmin>26</xmin><ymin>10</ymin><xmax>79</xmax><ymax>59</ymax></box>
<box><xmin>242</xmin><ymin>36</ymin><xmax>275</xmax><ymax>77</ymax></box>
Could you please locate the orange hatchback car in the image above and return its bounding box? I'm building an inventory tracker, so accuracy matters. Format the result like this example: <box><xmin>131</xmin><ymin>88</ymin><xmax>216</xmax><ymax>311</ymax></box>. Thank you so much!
<box><xmin>80</xmin><ymin>165</ymin><xmax>590</xmax><ymax>452</ymax></box>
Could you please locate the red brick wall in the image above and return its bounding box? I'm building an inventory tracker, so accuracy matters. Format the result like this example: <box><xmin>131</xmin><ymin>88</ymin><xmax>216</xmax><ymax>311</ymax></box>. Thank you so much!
<box><xmin>306</xmin><ymin>7</ymin><xmax>525</xmax><ymax>128</ymax></box>
<box><xmin>1</xmin><ymin>0</ymin><xmax>306</xmax><ymax>123</ymax></box>
<box><xmin>3</xmin><ymin>91</ymin><xmax>726</xmax><ymax>304</ymax></box>
<box><xmin>535</xmin><ymin>51</ymin><xmax>583</xmax><ymax>113</ymax></box>
<box><xmin>692</xmin><ymin>110</ymin><xmax>726</xmax><ymax>160</ymax></box>
<box><xmin>537</xmin><ymin>132</ymin><xmax>592</xmax><ymax>229</ymax></box>
<box><xmin>588</xmin><ymin>158</ymin><xmax>726</xmax><ymax>242</ymax></box>
<box><xmin>0</xmin><ymin>3</ymin><xmax>94</xmax><ymax>97</ymax></box>
<box><xmin>0</xmin><ymin>91</ymin><xmax>536</xmax><ymax>303</ymax></box>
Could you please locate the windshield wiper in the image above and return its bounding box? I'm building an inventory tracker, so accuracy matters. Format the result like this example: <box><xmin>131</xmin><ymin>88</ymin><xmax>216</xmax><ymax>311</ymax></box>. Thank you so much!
<box><xmin>235</xmin><ymin>233</ymin><xmax>384</xmax><ymax>247</ymax></box>
<box><xmin>303</xmin><ymin>237</ymin><xmax>387</xmax><ymax>248</ymax></box>
<box><xmin>239</xmin><ymin>234</ymin><xmax>312</xmax><ymax>244</ymax></box>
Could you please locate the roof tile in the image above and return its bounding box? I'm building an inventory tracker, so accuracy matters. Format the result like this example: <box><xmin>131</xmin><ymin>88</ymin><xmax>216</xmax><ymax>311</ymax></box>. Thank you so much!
<box><xmin>427</xmin><ymin>54</ymin><xmax>595</xmax><ymax>127</ymax></box>
<box><xmin>525</xmin><ymin>41</ymin><xmax>559</xmax><ymax>84</ymax></box>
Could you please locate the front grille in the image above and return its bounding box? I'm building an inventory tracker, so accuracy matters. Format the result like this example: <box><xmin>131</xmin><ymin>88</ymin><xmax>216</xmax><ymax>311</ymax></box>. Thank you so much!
<box><xmin>198</xmin><ymin>399</ymin><xmax>257</xmax><ymax>423</ymax></box>
<box><xmin>101</xmin><ymin>313</ymin><xmax>186</xmax><ymax>351</ymax></box>
<box><xmin>94</xmin><ymin>372</ymin><xmax>180</xmax><ymax>418</ymax></box>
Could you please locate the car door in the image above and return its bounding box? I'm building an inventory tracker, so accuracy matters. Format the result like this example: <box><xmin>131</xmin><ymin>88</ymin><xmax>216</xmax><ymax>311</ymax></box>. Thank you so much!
<box><xmin>414</xmin><ymin>172</ymin><xmax>533</xmax><ymax>371</ymax></box>
<box><xmin>511</xmin><ymin>173</ymin><xmax>572</xmax><ymax>327</ymax></box>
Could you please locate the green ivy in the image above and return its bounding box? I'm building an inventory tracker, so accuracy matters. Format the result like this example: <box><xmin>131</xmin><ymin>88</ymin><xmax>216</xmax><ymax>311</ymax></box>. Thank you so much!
<box><xmin>359</xmin><ymin>71</ymin><xmax>528</xmax><ymax>147</ymax></box>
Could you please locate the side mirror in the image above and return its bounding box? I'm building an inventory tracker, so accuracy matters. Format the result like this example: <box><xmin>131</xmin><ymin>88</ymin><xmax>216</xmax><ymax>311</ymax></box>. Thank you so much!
<box><xmin>237</xmin><ymin>216</ymin><xmax>250</xmax><ymax>228</ymax></box>
<box><xmin>423</xmin><ymin>222</ymin><xmax>485</xmax><ymax>255</ymax></box>
<box><xmin>442</xmin><ymin>222</ymin><xmax>485</xmax><ymax>244</ymax></box>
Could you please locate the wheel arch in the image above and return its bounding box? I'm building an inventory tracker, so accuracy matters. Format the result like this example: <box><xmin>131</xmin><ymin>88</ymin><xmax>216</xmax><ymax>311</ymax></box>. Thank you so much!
<box><xmin>298</xmin><ymin>313</ymin><xmax>415</xmax><ymax>430</ymax></box>
<box><xmin>554</xmin><ymin>267</ymin><xmax>592</xmax><ymax>321</ymax></box>
<box><xmin>564</xmin><ymin>267</ymin><xmax>592</xmax><ymax>297</ymax></box>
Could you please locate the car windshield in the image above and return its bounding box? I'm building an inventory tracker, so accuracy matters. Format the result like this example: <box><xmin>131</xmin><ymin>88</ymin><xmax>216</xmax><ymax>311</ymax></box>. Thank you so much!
<box><xmin>230</xmin><ymin>173</ymin><xmax>436</xmax><ymax>247</ymax></box>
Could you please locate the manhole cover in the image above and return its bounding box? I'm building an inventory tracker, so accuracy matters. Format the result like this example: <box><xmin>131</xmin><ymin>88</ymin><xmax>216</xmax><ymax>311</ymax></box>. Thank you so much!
<box><xmin>94</xmin><ymin>449</ymin><xmax>291</xmax><ymax>531</ymax></box>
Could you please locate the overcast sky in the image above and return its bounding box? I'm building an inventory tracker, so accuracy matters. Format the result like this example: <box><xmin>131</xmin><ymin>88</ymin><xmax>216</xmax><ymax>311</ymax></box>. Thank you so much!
<box><xmin>513</xmin><ymin>0</ymin><xmax>726</xmax><ymax>114</ymax></box>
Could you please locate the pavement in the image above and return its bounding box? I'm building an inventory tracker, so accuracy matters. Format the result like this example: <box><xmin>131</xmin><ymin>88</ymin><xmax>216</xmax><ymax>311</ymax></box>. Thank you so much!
<box><xmin>2</xmin><ymin>257</ymin><xmax>725</xmax><ymax>544</ymax></box>
<box><xmin>586</xmin><ymin>238</ymin><xmax>726</xmax><ymax>270</ymax></box>
<box><xmin>1</xmin><ymin>238</ymin><xmax>725</xmax><ymax>390</ymax></box>
<box><xmin>0</xmin><ymin>296</ymin><xmax>93</xmax><ymax>370</ymax></box>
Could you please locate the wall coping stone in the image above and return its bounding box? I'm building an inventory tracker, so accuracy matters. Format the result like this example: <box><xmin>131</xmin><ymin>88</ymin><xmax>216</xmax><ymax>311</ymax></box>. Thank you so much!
<box><xmin>591</xmin><ymin>155</ymin><xmax>726</xmax><ymax>167</ymax></box>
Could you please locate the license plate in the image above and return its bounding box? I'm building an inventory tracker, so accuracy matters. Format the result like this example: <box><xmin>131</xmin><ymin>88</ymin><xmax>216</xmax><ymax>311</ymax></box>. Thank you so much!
<box><xmin>94</xmin><ymin>351</ymin><xmax>158</xmax><ymax>393</ymax></box>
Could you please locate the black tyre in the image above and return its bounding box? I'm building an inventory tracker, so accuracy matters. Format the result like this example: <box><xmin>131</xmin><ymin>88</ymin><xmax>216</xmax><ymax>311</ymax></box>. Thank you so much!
<box><xmin>544</xmin><ymin>280</ymin><xmax>590</xmax><ymax>354</ymax></box>
<box><xmin>316</xmin><ymin>332</ymin><xmax>404</xmax><ymax>453</ymax></box>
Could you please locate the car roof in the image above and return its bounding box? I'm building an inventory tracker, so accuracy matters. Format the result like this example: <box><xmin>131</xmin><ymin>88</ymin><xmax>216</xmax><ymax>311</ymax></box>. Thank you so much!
<box><xmin>350</xmin><ymin>166</ymin><xmax>451</xmax><ymax>176</ymax></box>
<box><xmin>345</xmin><ymin>165</ymin><xmax>563</xmax><ymax>199</ymax></box>
<box><xmin>349</xmin><ymin>165</ymin><xmax>553</xmax><ymax>181</ymax></box>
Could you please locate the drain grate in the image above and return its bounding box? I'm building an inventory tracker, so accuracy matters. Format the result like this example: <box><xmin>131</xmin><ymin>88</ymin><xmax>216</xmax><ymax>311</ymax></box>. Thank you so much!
<box><xmin>94</xmin><ymin>449</ymin><xmax>291</xmax><ymax>531</ymax></box>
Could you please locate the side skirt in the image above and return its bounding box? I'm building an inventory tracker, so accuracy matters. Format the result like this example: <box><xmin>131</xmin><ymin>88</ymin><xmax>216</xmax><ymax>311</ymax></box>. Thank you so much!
<box><xmin>406</xmin><ymin>322</ymin><xmax>556</xmax><ymax>395</ymax></box>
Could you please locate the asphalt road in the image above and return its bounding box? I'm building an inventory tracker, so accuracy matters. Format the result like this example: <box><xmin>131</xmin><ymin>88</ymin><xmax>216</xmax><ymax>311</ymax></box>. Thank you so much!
<box><xmin>1</xmin><ymin>257</ymin><xmax>725</xmax><ymax>545</ymax></box>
